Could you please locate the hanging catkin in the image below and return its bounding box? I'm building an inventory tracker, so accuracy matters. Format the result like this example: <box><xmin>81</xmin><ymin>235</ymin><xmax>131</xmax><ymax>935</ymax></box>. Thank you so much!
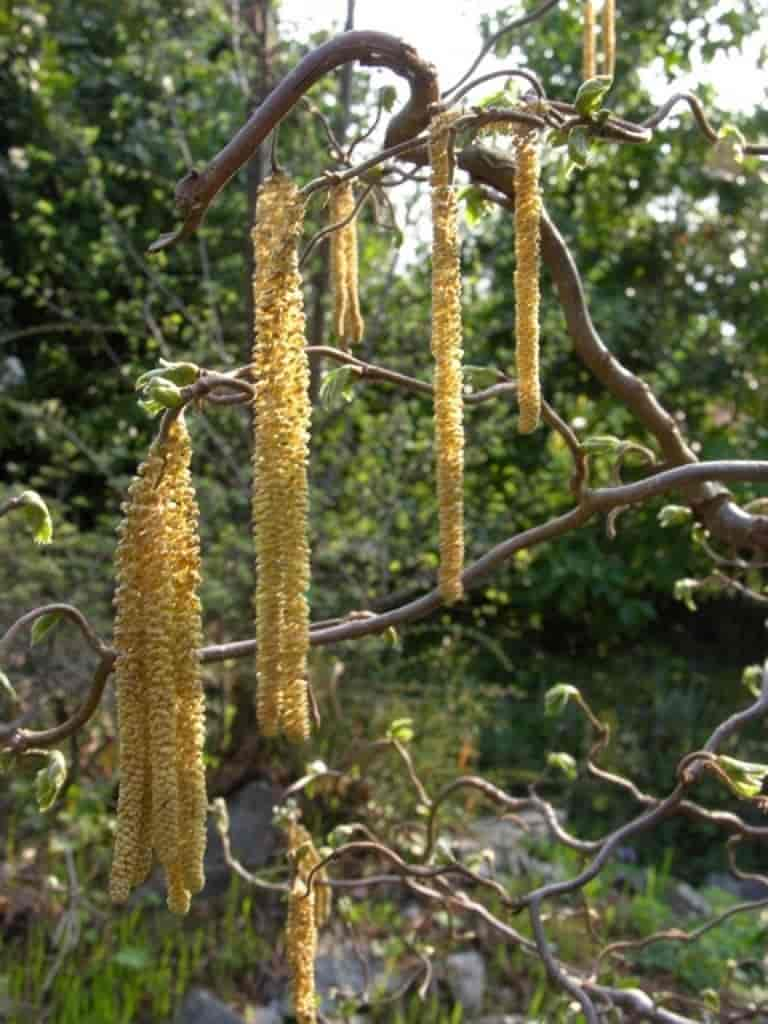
<box><xmin>582</xmin><ymin>1</ymin><xmax>596</xmax><ymax>80</ymax></box>
<box><xmin>429</xmin><ymin>109</ymin><xmax>465</xmax><ymax>606</ymax></box>
<box><xmin>110</xmin><ymin>416</ymin><xmax>206</xmax><ymax>914</ymax></box>
<box><xmin>602</xmin><ymin>0</ymin><xmax>616</xmax><ymax>77</ymax></box>
<box><xmin>286</xmin><ymin>820</ymin><xmax>331</xmax><ymax>928</ymax></box>
<box><xmin>251</xmin><ymin>173</ymin><xmax>312</xmax><ymax>742</ymax></box>
<box><xmin>286</xmin><ymin>876</ymin><xmax>317</xmax><ymax>1024</ymax></box>
<box><xmin>329</xmin><ymin>182</ymin><xmax>364</xmax><ymax>349</ymax></box>
<box><xmin>514</xmin><ymin>133</ymin><xmax>542</xmax><ymax>434</ymax></box>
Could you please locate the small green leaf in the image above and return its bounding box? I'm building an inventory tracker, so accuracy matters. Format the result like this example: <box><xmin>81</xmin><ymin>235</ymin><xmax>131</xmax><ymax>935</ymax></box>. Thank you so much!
<box><xmin>673</xmin><ymin>578</ymin><xmax>699</xmax><ymax>613</ymax></box>
<box><xmin>717</xmin><ymin>755</ymin><xmax>768</xmax><ymax>800</ymax></box>
<box><xmin>378</xmin><ymin>85</ymin><xmax>397</xmax><ymax>112</ymax></box>
<box><xmin>136</xmin><ymin>360</ymin><xmax>199</xmax><ymax>390</ymax></box>
<box><xmin>742</xmin><ymin>664</ymin><xmax>763</xmax><ymax>698</ymax></box>
<box><xmin>547</xmin><ymin>751</ymin><xmax>577</xmax><ymax>780</ymax></box>
<box><xmin>658</xmin><ymin>505</ymin><xmax>692</xmax><ymax>528</ymax></box>
<box><xmin>144</xmin><ymin>377</ymin><xmax>184</xmax><ymax>409</ymax></box>
<box><xmin>581</xmin><ymin>435</ymin><xmax>622</xmax><ymax>454</ymax></box>
<box><xmin>319</xmin><ymin>366</ymin><xmax>356</xmax><ymax>410</ymax></box>
<box><xmin>18</xmin><ymin>490</ymin><xmax>53</xmax><ymax>545</ymax></box>
<box><xmin>574</xmin><ymin>75</ymin><xmax>613</xmax><ymax>117</ymax></box>
<box><xmin>385</xmin><ymin>626</ymin><xmax>401</xmax><ymax>650</ymax></box>
<box><xmin>386</xmin><ymin>717</ymin><xmax>415</xmax><ymax>744</ymax></box>
<box><xmin>31</xmin><ymin>611</ymin><xmax>63</xmax><ymax>646</ymax></box>
<box><xmin>35</xmin><ymin>749</ymin><xmax>67</xmax><ymax>813</ymax></box>
<box><xmin>567</xmin><ymin>126</ymin><xmax>592</xmax><ymax>172</ymax></box>
<box><xmin>544</xmin><ymin>684</ymin><xmax>580</xmax><ymax>717</ymax></box>
<box><xmin>0</xmin><ymin>671</ymin><xmax>19</xmax><ymax>706</ymax></box>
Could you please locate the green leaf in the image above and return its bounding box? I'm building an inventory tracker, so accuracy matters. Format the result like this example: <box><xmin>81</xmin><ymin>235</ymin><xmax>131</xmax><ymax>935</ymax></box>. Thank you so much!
<box><xmin>35</xmin><ymin>749</ymin><xmax>67</xmax><ymax>813</ymax></box>
<box><xmin>135</xmin><ymin>360</ymin><xmax>199</xmax><ymax>390</ymax></box>
<box><xmin>547</xmin><ymin>751</ymin><xmax>577</xmax><ymax>780</ymax></box>
<box><xmin>458</xmin><ymin>187</ymin><xmax>489</xmax><ymax>227</ymax></box>
<box><xmin>0</xmin><ymin>671</ymin><xmax>19</xmax><ymax>706</ymax></box>
<box><xmin>378</xmin><ymin>85</ymin><xmax>397</xmax><ymax>112</ymax></box>
<box><xmin>18</xmin><ymin>490</ymin><xmax>53</xmax><ymax>545</ymax></box>
<box><xmin>566</xmin><ymin>126</ymin><xmax>592</xmax><ymax>172</ymax></box>
<box><xmin>31</xmin><ymin>611</ymin><xmax>63</xmax><ymax>646</ymax></box>
<box><xmin>142</xmin><ymin>377</ymin><xmax>184</xmax><ymax>410</ymax></box>
<box><xmin>742</xmin><ymin>664</ymin><xmax>763</xmax><ymax>698</ymax></box>
<box><xmin>581</xmin><ymin>435</ymin><xmax>622</xmax><ymax>454</ymax></box>
<box><xmin>673</xmin><ymin>578</ymin><xmax>699</xmax><ymax>613</ymax></box>
<box><xmin>717</xmin><ymin>755</ymin><xmax>768</xmax><ymax>800</ymax></box>
<box><xmin>574</xmin><ymin>76</ymin><xmax>613</xmax><ymax>117</ymax></box>
<box><xmin>386</xmin><ymin>717</ymin><xmax>415</xmax><ymax>744</ymax></box>
<box><xmin>544</xmin><ymin>684</ymin><xmax>580</xmax><ymax>717</ymax></box>
<box><xmin>319</xmin><ymin>366</ymin><xmax>356</xmax><ymax>410</ymax></box>
<box><xmin>658</xmin><ymin>505</ymin><xmax>692</xmax><ymax>528</ymax></box>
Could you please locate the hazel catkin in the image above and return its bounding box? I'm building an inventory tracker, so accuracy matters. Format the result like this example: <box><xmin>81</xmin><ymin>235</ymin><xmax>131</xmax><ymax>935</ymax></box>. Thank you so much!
<box><xmin>251</xmin><ymin>173</ymin><xmax>312</xmax><ymax>741</ymax></box>
<box><xmin>602</xmin><ymin>0</ymin><xmax>616</xmax><ymax>78</ymax></box>
<box><xmin>286</xmin><ymin>877</ymin><xmax>317</xmax><ymax>1024</ymax></box>
<box><xmin>329</xmin><ymin>182</ymin><xmax>365</xmax><ymax>349</ymax></box>
<box><xmin>429</xmin><ymin>109</ymin><xmax>465</xmax><ymax>606</ymax></box>
<box><xmin>110</xmin><ymin>416</ymin><xmax>207</xmax><ymax>914</ymax></box>
<box><xmin>583</xmin><ymin>1</ymin><xmax>596</xmax><ymax>80</ymax></box>
<box><xmin>514</xmin><ymin>133</ymin><xmax>542</xmax><ymax>435</ymax></box>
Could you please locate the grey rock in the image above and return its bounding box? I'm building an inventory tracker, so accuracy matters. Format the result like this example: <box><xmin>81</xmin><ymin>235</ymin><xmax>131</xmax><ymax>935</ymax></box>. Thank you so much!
<box><xmin>174</xmin><ymin>988</ymin><xmax>245</xmax><ymax>1024</ymax></box>
<box><xmin>667</xmin><ymin>880</ymin><xmax>712</xmax><ymax>919</ymax></box>
<box><xmin>464</xmin><ymin>812</ymin><xmax>565</xmax><ymax>877</ymax></box>
<box><xmin>307</xmin><ymin>937</ymin><xmax>403</xmax><ymax>1016</ymax></box>
<box><xmin>443</xmin><ymin>950</ymin><xmax>486</xmax><ymax>1015</ymax></box>
<box><xmin>705</xmin><ymin>871</ymin><xmax>768</xmax><ymax>903</ymax></box>
<box><xmin>249</xmin><ymin>1004</ymin><xmax>283</xmax><ymax>1024</ymax></box>
<box><xmin>202</xmin><ymin>780</ymin><xmax>282</xmax><ymax>899</ymax></box>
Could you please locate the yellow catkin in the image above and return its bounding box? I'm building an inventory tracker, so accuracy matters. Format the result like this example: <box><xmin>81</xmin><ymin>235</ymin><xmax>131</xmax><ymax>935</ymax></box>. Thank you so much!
<box><xmin>514</xmin><ymin>133</ymin><xmax>542</xmax><ymax>435</ymax></box>
<box><xmin>429</xmin><ymin>109</ymin><xmax>465</xmax><ymax>606</ymax></box>
<box><xmin>582</xmin><ymin>1</ymin><xmax>596</xmax><ymax>80</ymax></box>
<box><xmin>329</xmin><ymin>182</ymin><xmax>364</xmax><ymax>349</ymax></box>
<box><xmin>286</xmin><ymin>822</ymin><xmax>331</xmax><ymax>928</ymax></box>
<box><xmin>286</xmin><ymin>877</ymin><xmax>317</xmax><ymax>1024</ymax></box>
<box><xmin>602</xmin><ymin>0</ymin><xmax>616</xmax><ymax>77</ymax></box>
<box><xmin>251</xmin><ymin>173</ymin><xmax>312</xmax><ymax>741</ymax></box>
<box><xmin>110</xmin><ymin>417</ymin><xmax>206</xmax><ymax>914</ymax></box>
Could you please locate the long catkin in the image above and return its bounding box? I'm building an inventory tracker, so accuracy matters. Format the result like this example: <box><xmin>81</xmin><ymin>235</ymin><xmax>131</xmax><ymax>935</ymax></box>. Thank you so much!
<box><xmin>329</xmin><ymin>182</ymin><xmax>364</xmax><ymax>349</ymax></box>
<box><xmin>602</xmin><ymin>0</ymin><xmax>616</xmax><ymax>77</ymax></box>
<box><xmin>286</xmin><ymin>877</ymin><xmax>317</xmax><ymax>1024</ymax></box>
<box><xmin>583</xmin><ymin>1</ymin><xmax>596</xmax><ymax>80</ymax></box>
<box><xmin>251</xmin><ymin>173</ymin><xmax>312</xmax><ymax>741</ymax></box>
<box><xmin>429</xmin><ymin>110</ymin><xmax>465</xmax><ymax>606</ymax></box>
<box><xmin>514</xmin><ymin>133</ymin><xmax>542</xmax><ymax>435</ymax></box>
<box><xmin>110</xmin><ymin>416</ymin><xmax>206</xmax><ymax>914</ymax></box>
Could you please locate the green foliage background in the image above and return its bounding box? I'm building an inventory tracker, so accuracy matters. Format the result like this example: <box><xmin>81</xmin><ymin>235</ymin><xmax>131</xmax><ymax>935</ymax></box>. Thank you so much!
<box><xmin>2</xmin><ymin>1</ymin><xmax>768</xmax><ymax>1016</ymax></box>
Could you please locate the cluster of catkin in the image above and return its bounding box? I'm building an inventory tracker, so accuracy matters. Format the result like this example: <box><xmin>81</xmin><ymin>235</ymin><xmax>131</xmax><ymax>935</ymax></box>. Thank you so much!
<box><xmin>329</xmin><ymin>181</ymin><xmax>365</xmax><ymax>349</ymax></box>
<box><xmin>110</xmin><ymin>416</ymin><xmax>207</xmax><ymax>915</ymax></box>
<box><xmin>284</xmin><ymin>822</ymin><xmax>330</xmax><ymax>1024</ymax></box>
<box><xmin>514</xmin><ymin>131</ymin><xmax>542</xmax><ymax>435</ymax></box>
<box><xmin>429</xmin><ymin>109</ymin><xmax>465</xmax><ymax>606</ymax></box>
<box><xmin>583</xmin><ymin>0</ymin><xmax>616</xmax><ymax>79</ymax></box>
<box><xmin>251</xmin><ymin>173</ymin><xmax>312</xmax><ymax>742</ymax></box>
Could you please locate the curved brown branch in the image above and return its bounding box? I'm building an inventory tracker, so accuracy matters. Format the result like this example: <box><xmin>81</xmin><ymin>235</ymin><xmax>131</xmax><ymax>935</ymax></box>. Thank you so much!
<box><xmin>150</xmin><ymin>31</ymin><xmax>439</xmax><ymax>251</ymax></box>
<box><xmin>0</xmin><ymin>602</ymin><xmax>108</xmax><ymax>660</ymax></box>
<box><xmin>1</xmin><ymin>655</ymin><xmax>114</xmax><ymax>754</ymax></box>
